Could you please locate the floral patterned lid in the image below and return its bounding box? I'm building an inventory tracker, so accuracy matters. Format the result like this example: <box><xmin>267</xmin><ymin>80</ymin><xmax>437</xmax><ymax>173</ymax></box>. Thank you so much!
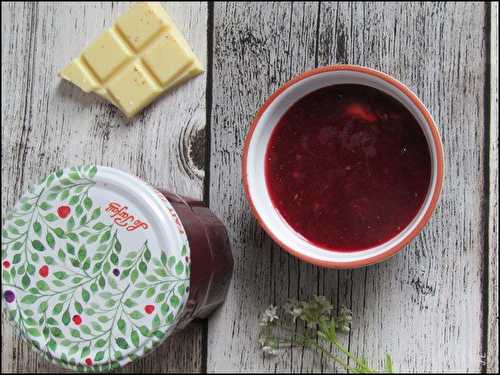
<box><xmin>1</xmin><ymin>165</ymin><xmax>191</xmax><ymax>372</ymax></box>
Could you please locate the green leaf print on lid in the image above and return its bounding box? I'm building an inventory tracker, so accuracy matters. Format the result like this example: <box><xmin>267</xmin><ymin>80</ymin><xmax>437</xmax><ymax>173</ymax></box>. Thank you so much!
<box><xmin>2</xmin><ymin>166</ymin><xmax>190</xmax><ymax>372</ymax></box>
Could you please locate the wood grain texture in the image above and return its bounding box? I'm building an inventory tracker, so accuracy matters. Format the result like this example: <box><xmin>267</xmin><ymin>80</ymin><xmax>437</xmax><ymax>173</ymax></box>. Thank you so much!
<box><xmin>1</xmin><ymin>2</ymin><xmax>207</xmax><ymax>373</ymax></box>
<box><xmin>487</xmin><ymin>2</ymin><xmax>498</xmax><ymax>373</ymax></box>
<box><xmin>208</xmin><ymin>2</ymin><xmax>489</xmax><ymax>373</ymax></box>
<box><xmin>2</xmin><ymin>1</ymin><xmax>495</xmax><ymax>374</ymax></box>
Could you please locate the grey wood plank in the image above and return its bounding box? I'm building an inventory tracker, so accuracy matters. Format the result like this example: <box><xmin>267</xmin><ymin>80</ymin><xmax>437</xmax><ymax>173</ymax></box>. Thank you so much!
<box><xmin>1</xmin><ymin>2</ymin><xmax>207</xmax><ymax>373</ymax></box>
<box><xmin>487</xmin><ymin>2</ymin><xmax>498</xmax><ymax>373</ymax></box>
<box><xmin>208</xmin><ymin>3</ymin><xmax>336</xmax><ymax>373</ymax></box>
<box><xmin>208</xmin><ymin>2</ymin><xmax>488</xmax><ymax>372</ymax></box>
<box><xmin>319</xmin><ymin>3</ymin><xmax>487</xmax><ymax>373</ymax></box>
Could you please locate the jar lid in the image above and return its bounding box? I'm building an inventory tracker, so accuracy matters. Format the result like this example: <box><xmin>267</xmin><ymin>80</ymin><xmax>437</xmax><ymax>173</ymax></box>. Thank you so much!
<box><xmin>1</xmin><ymin>165</ymin><xmax>191</xmax><ymax>372</ymax></box>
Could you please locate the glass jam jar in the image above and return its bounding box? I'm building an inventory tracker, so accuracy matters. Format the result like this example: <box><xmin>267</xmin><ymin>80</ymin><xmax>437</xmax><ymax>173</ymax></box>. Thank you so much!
<box><xmin>157</xmin><ymin>191</ymin><xmax>234</xmax><ymax>328</ymax></box>
<box><xmin>1</xmin><ymin>166</ymin><xmax>233</xmax><ymax>372</ymax></box>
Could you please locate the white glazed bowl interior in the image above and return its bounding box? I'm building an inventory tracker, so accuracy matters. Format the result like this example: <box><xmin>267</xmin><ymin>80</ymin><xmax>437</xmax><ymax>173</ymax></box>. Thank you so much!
<box><xmin>245</xmin><ymin>70</ymin><xmax>439</xmax><ymax>265</ymax></box>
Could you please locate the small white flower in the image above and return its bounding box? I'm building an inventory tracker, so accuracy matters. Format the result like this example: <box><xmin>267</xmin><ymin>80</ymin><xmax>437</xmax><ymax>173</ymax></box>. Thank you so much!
<box><xmin>258</xmin><ymin>336</ymin><xmax>267</xmax><ymax>346</ymax></box>
<box><xmin>266</xmin><ymin>305</ymin><xmax>279</xmax><ymax>320</ymax></box>
<box><xmin>339</xmin><ymin>306</ymin><xmax>352</xmax><ymax>321</ymax></box>
<box><xmin>337</xmin><ymin>306</ymin><xmax>353</xmax><ymax>333</ymax></box>
<box><xmin>314</xmin><ymin>295</ymin><xmax>333</xmax><ymax>315</ymax></box>
<box><xmin>284</xmin><ymin>300</ymin><xmax>303</xmax><ymax>322</ymax></box>
<box><xmin>291</xmin><ymin>307</ymin><xmax>302</xmax><ymax>322</ymax></box>
<box><xmin>284</xmin><ymin>301</ymin><xmax>294</xmax><ymax>314</ymax></box>
<box><xmin>339</xmin><ymin>326</ymin><xmax>350</xmax><ymax>333</ymax></box>
<box><xmin>262</xmin><ymin>345</ymin><xmax>279</xmax><ymax>356</ymax></box>
<box><xmin>260</xmin><ymin>305</ymin><xmax>279</xmax><ymax>326</ymax></box>
<box><xmin>259</xmin><ymin>333</ymin><xmax>280</xmax><ymax>356</ymax></box>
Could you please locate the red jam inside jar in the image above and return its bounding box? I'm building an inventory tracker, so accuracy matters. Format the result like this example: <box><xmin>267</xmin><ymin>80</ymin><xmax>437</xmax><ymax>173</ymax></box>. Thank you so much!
<box><xmin>159</xmin><ymin>192</ymin><xmax>233</xmax><ymax>326</ymax></box>
<box><xmin>265</xmin><ymin>84</ymin><xmax>432</xmax><ymax>251</ymax></box>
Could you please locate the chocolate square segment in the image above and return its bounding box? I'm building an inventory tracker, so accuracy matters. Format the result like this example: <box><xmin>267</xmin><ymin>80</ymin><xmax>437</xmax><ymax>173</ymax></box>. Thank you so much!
<box><xmin>107</xmin><ymin>62</ymin><xmax>161</xmax><ymax>117</ymax></box>
<box><xmin>115</xmin><ymin>2</ymin><xmax>169</xmax><ymax>51</ymax></box>
<box><xmin>143</xmin><ymin>34</ymin><xmax>192</xmax><ymax>86</ymax></box>
<box><xmin>82</xmin><ymin>30</ymin><xmax>133</xmax><ymax>81</ymax></box>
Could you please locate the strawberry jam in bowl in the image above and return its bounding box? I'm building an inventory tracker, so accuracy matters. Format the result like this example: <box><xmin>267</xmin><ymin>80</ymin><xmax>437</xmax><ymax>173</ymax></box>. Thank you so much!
<box><xmin>243</xmin><ymin>65</ymin><xmax>444</xmax><ymax>269</ymax></box>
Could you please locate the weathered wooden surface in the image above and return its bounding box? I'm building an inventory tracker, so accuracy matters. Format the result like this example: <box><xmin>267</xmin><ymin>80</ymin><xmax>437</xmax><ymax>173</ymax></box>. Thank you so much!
<box><xmin>208</xmin><ymin>2</ymin><xmax>493</xmax><ymax>373</ymax></box>
<box><xmin>1</xmin><ymin>1</ymin><xmax>207</xmax><ymax>373</ymax></box>
<box><xmin>2</xmin><ymin>1</ymin><xmax>498</xmax><ymax>374</ymax></box>
<box><xmin>488</xmin><ymin>2</ymin><xmax>498</xmax><ymax>374</ymax></box>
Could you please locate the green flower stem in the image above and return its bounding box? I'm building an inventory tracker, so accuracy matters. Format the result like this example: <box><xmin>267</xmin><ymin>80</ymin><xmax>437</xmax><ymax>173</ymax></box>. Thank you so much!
<box><xmin>276</xmin><ymin>324</ymin><xmax>358</xmax><ymax>373</ymax></box>
<box><xmin>330</xmin><ymin>338</ymin><xmax>373</xmax><ymax>372</ymax></box>
<box><xmin>310</xmin><ymin>340</ymin><xmax>359</xmax><ymax>373</ymax></box>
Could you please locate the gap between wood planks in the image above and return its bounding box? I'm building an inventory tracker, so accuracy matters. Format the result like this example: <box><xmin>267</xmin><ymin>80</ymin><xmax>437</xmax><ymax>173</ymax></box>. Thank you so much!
<box><xmin>201</xmin><ymin>2</ymin><xmax>215</xmax><ymax>373</ymax></box>
<box><xmin>480</xmin><ymin>4</ymin><xmax>491</xmax><ymax>373</ymax></box>
<box><xmin>480</xmin><ymin>2</ymin><xmax>499</xmax><ymax>374</ymax></box>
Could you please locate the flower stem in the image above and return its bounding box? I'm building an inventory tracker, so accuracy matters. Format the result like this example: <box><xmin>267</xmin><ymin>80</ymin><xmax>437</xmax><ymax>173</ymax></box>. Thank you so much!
<box><xmin>276</xmin><ymin>324</ymin><xmax>357</xmax><ymax>372</ymax></box>
<box><xmin>330</xmin><ymin>339</ymin><xmax>374</xmax><ymax>372</ymax></box>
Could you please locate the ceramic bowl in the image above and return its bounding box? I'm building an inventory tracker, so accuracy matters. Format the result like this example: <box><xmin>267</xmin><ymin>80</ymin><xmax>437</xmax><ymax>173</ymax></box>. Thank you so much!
<box><xmin>242</xmin><ymin>65</ymin><xmax>444</xmax><ymax>269</ymax></box>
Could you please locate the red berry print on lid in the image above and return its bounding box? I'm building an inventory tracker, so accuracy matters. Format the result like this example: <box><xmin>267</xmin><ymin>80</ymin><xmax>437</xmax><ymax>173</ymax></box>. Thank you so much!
<box><xmin>85</xmin><ymin>358</ymin><xmax>93</xmax><ymax>367</ymax></box>
<box><xmin>3</xmin><ymin>260</ymin><xmax>10</xmax><ymax>269</ymax></box>
<box><xmin>145</xmin><ymin>305</ymin><xmax>155</xmax><ymax>314</ymax></box>
<box><xmin>57</xmin><ymin>205</ymin><xmax>71</xmax><ymax>219</ymax></box>
<box><xmin>39</xmin><ymin>265</ymin><xmax>49</xmax><ymax>278</ymax></box>
<box><xmin>72</xmin><ymin>315</ymin><xmax>82</xmax><ymax>325</ymax></box>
